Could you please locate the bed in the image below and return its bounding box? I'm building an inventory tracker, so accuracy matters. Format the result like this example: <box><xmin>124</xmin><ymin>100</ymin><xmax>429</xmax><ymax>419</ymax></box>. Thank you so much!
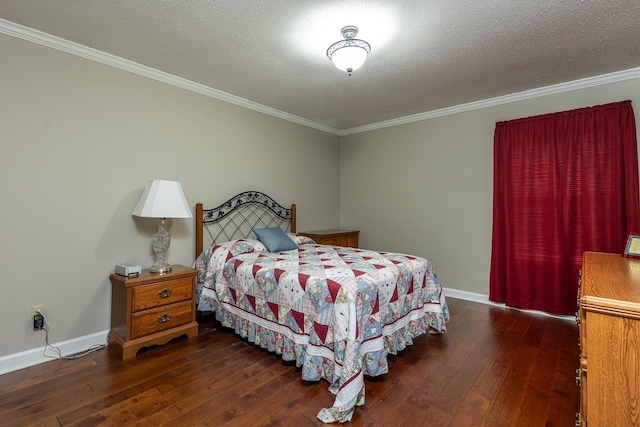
<box><xmin>193</xmin><ymin>191</ymin><xmax>450</xmax><ymax>423</ymax></box>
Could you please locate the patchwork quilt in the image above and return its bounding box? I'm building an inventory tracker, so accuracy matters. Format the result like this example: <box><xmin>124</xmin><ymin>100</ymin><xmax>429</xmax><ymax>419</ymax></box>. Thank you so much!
<box><xmin>195</xmin><ymin>235</ymin><xmax>449</xmax><ymax>423</ymax></box>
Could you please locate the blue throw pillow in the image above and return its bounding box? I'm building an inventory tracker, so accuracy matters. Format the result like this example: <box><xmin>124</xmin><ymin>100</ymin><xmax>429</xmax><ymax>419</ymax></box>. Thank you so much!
<box><xmin>253</xmin><ymin>227</ymin><xmax>298</xmax><ymax>252</ymax></box>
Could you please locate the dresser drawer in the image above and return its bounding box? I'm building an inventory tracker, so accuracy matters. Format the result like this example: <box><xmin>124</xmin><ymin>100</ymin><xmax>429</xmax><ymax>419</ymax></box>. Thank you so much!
<box><xmin>131</xmin><ymin>300</ymin><xmax>193</xmax><ymax>339</ymax></box>
<box><xmin>132</xmin><ymin>278</ymin><xmax>193</xmax><ymax>312</ymax></box>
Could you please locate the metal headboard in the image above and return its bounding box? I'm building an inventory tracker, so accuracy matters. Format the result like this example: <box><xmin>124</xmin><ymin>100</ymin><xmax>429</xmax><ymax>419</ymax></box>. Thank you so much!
<box><xmin>195</xmin><ymin>191</ymin><xmax>296</xmax><ymax>256</ymax></box>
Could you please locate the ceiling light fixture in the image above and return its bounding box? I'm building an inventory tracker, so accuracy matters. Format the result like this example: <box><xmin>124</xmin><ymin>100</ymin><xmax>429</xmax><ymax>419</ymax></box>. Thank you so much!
<box><xmin>326</xmin><ymin>26</ymin><xmax>371</xmax><ymax>76</ymax></box>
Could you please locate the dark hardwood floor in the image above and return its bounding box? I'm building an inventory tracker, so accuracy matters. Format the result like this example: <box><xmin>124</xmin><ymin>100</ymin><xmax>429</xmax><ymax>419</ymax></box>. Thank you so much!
<box><xmin>0</xmin><ymin>298</ymin><xmax>579</xmax><ymax>426</ymax></box>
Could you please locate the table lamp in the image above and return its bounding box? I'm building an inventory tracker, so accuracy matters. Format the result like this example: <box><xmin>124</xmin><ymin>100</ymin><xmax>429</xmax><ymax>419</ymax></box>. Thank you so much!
<box><xmin>132</xmin><ymin>179</ymin><xmax>192</xmax><ymax>273</ymax></box>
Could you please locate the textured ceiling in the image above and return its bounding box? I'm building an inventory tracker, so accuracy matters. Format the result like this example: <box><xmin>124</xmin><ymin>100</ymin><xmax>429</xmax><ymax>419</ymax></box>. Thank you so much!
<box><xmin>2</xmin><ymin>1</ymin><xmax>640</xmax><ymax>133</ymax></box>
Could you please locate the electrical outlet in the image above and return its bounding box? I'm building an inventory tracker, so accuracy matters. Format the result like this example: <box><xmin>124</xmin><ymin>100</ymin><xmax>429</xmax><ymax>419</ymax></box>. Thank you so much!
<box><xmin>31</xmin><ymin>304</ymin><xmax>45</xmax><ymax>318</ymax></box>
<box><xmin>33</xmin><ymin>314</ymin><xmax>44</xmax><ymax>330</ymax></box>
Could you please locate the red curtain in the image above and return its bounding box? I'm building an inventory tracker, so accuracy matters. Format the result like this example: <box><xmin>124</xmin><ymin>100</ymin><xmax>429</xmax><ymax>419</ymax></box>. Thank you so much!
<box><xmin>490</xmin><ymin>100</ymin><xmax>640</xmax><ymax>315</ymax></box>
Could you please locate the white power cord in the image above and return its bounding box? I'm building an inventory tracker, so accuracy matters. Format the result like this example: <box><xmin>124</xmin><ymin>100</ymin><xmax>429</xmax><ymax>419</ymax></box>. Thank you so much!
<box><xmin>37</xmin><ymin>310</ymin><xmax>108</xmax><ymax>360</ymax></box>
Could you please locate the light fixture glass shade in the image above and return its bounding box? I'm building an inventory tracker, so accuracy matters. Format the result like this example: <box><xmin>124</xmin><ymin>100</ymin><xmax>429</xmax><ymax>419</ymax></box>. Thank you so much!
<box><xmin>133</xmin><ymin>180</ymin><xmax>192</xmax><ymax>274</ymax></box>
<box><xmin>330</xmin><ymin>45</ymin><xmax>369</xmax><ymax>73</ymax></box>
<box><xmin>327</xmin><ymin>25</ymin><xmax>371</xmax><ymax>76</ymax></box>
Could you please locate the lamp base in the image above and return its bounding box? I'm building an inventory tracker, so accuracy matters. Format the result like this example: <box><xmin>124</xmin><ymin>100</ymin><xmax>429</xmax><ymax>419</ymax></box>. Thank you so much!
<box><xmin>149</xmin><ymin>262</ymin><xmax>172</xmax><ymax>274</ymax></box>
<box><xmin>150</xmin><ymin>218</ymin><xmax>172</xmax><ymax>274</ymax></box>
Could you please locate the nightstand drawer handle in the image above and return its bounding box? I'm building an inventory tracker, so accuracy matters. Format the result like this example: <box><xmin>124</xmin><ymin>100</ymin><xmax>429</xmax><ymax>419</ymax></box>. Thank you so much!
<box><xmin>158</xmin><ymin>288</ymin><xmax>173</xmax><ymax>298</ymax></box>
<box><xmin>158</xmin><ymin>313</ymin><xmax>172</xmax><ymax>323</ymax></box>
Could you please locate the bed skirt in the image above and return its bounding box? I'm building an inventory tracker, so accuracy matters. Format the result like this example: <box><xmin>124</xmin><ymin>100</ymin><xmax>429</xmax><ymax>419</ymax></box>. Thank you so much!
<box><xmin>206</xmin><ymin>294</ymin><xmax>449</xmax><ymax>423</ymax></box>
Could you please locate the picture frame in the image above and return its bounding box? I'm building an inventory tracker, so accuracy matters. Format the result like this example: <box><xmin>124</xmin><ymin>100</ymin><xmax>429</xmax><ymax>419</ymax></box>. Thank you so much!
<box><xmin>623</xmin><ymin>233</ymin><xmax>640</xmax><ymax>258</ymax></box>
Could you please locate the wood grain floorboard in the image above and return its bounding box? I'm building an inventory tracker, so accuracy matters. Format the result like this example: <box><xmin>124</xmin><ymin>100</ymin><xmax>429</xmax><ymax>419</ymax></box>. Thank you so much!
<box><xmin>0</xmin><ymin>297</ymin><xmax>579</xmax><ymax>426</ymax></box>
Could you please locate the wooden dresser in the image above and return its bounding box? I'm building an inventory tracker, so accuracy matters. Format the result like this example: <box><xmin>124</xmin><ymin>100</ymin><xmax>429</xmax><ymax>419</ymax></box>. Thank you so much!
<box><xmin>578</xmin><ymin>251</ymin><xmax>640</xmax><ymax>426</ymax></box>
<box><xmin>109</xmin><ymin>265</ymin><xmax>199</xmax><ymax>359</ymax></box>
<box><xmin>299</xmin><ymin>229</ymin><xmax>359</xmax><ymax>248</ymax></box>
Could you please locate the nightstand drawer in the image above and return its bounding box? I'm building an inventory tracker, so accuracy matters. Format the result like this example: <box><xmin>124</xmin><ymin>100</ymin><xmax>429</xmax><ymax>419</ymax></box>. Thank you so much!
<box><xmin>320</xmin><ymin>235</ymin><xmax>358</xmax><ymax>247</ymax></box>
<box><xmin>300</xmin><ymin>229</ymin><xmax>359</xmax><ymax>248</ymax></box>
<box><xmin>132</xmin><ymin>278</ymin><xmax>193</xmax><ymax>312</ymax></box>
<box><xmin>131</xmin><ymin>300</ymin><xmax>193</xmax><ymax>339</ymax></box>
<box><xmin>110</xmin><ymin>265</ymin><xmax>199</xmax><ymax>359</ymax></box>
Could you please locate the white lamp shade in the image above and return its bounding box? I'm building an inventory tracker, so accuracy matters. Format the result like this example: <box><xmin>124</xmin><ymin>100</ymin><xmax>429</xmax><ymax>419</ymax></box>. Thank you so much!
<box><xmin>132</xmin><ymin>180</ymin><xmax>192</xmax><ymax>218</ymax></box>
<box><xmin>331</xmin><ymin>46</ymin><xmax>368</xmax><ymax>72</ymax></box>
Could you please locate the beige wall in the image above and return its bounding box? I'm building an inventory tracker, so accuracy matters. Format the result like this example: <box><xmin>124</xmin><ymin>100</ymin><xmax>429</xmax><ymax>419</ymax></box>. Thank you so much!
<box><xmin>3</xmin><ymin>29</ymin><xmax>639</xmax><ymax>365</ymax></box>
<box><xmin>340</xmin><ymin>79</ymin><xmax>640</xmax><ymax>296</ymax></box>
<box><xmin>0</xmin><ymin>34</ymin><xmax>340</xmax><ymax>358</ymax></box>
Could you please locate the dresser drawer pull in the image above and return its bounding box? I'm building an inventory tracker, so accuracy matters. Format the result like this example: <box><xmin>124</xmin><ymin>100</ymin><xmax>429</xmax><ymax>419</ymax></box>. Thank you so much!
<box><xmin>575</xmin><ymin>368</ymin><xmax>581</xmax><ymax>386</ymax></box>
<box><xmin>158</xmin><ymin>313</ymin><xmax>172</xmax><ymax>323</ymax></box>
<box><xmin>158</xmin><ymin>288</ymin><xmax>173</xmax><ymax>299</ymax></box>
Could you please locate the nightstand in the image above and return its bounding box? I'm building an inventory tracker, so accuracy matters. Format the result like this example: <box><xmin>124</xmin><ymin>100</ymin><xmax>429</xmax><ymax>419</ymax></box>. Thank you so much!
<box><xmin>108</xmin><ymin>265</ymin><xmax>199</xmax><ymax>359</ymax></box>
<box><xmin>299</xmin><ymin>229</ymin><xmax>359</xmax><ymax>248</ymax></box>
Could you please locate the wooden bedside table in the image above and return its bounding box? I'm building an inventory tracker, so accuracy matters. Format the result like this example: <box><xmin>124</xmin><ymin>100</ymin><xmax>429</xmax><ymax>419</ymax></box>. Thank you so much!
<box><xmin>299</xmin><ymin>229</ymin><xmax>359</xmax><ymax>248</ymax></box>
<box><xmin>108</xmin><ymin>265</ymin><xmax>199</xmax><ymax>359</ymax></box>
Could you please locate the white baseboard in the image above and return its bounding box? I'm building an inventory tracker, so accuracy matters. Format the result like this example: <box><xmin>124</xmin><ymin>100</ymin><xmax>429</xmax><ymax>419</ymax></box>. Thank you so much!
<box><xmin>443</xmin><ymin>287</ymin><xmax>496</xmax><ymax>305</ymax></box>
<box><xmin>0</xmin><ymin>287</ymin><xmax>572</xmax><ymax>376</ymax></box>
<box><xmin>0</xmin><ymin>330</ymin><xmax>109</xmax><ymax>376</ymax></box>
<box><xmin>443</xmin><ymin>287</ymin><xmax>574</xmax><ymax>321</ymax></box>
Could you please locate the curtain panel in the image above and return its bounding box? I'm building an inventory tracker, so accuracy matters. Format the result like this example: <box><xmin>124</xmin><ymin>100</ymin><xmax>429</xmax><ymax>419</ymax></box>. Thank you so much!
<box><xmin>489</xmin><ymin>100</ymin><xmax>639</xmax><ymax>315</ymax></box>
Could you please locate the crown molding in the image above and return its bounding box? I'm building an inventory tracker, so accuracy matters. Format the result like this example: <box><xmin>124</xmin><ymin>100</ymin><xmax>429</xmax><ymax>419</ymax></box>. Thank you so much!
<box><xmin>339</xmin><ymin>67</ymin><xmax>640</xmax><ymax>136</ymax></box>
<box><xmin>0</xmin><ymin>19</ymin><xmax>340</xmax><ymax>136</ymax></box>
<box><xmin>2</xmin><ymin>18</ymin><xmax>638</xmax><ymax>138</ymax></box>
